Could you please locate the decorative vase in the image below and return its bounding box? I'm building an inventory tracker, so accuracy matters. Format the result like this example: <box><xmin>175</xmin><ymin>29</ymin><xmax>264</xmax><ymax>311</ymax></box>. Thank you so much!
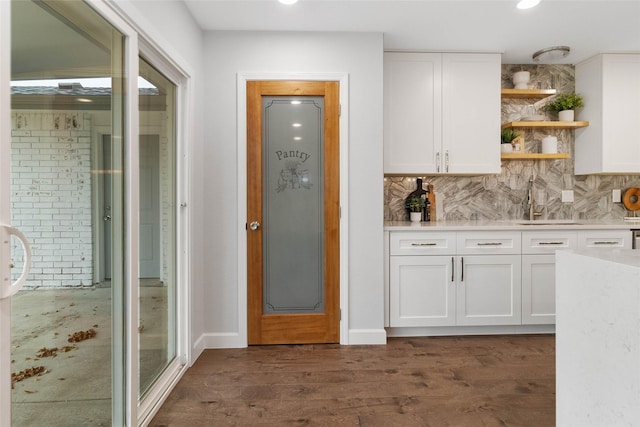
<box><xmin>558</xmin><ymin>110</ymin><xmax>574</xmax><ymax>122</ymax></box>
<box><xmin>501</xmin><ymin>144</ymin><xmax>513</xmax><ymax>154</ymax></box>
<box><xmin>541</xmin><ymin>135</ymin><xmax>558</xmax><ymax>154</ymax></box>
<box><xmin>410</xmin><ymin>212</ymin><xmax>422</xmax><ymax>223</ymax></box>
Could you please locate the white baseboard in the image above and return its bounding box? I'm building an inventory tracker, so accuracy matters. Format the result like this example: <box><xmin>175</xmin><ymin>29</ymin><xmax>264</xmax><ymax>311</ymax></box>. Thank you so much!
<box><xmin>192</xmin><ymin>332</ymin><xmax>247</xmax><ymax>360</ymax></box>
<box><xmin>193</xmin><ymin>329</ymin><xmax>387</xmax><ymax>353</ymax></box>
<box><xmin>347</xmin><ymin>328</ymin><xmax>387</xmax><ymax>345</ymax></box>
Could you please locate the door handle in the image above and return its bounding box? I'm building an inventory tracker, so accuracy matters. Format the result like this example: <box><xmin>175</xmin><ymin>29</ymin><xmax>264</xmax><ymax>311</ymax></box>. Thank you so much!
<box><xmin>249</xmin><ymin>221</ymin><xmax>261</xmax><ymax>231</ymax></box>
<box><xmin>104</xmin><ymin>215</ymin><xmax>112</xmax><ymax>221</ymax></box>
<box><xmin>0</xmin><ymin>224</ymin><xmax>32</xmax><ymax>299</ymax></box>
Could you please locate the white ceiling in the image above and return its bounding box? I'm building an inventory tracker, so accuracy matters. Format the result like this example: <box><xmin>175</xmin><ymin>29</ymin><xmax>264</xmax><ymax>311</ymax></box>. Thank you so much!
<box><xmin>183</xmin><ymin>0</ymin><xmax>640</xmax><ymax>64</ymax></box>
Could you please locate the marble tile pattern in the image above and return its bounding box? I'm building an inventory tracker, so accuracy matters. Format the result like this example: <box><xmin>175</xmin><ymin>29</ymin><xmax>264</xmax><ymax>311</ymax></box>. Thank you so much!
<box><xmin>385</xmin><ymin>64</ymin><xmax>640</xmax><ymax>222</ymax></box>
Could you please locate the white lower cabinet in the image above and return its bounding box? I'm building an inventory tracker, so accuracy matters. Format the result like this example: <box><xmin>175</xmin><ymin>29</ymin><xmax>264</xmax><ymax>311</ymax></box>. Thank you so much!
<box><xmin>388</xmin><ymin>228</ymin><xmax>632</xmax><ymax>332</ymax></box>
<box><xmin>522</xmin><ymin>254</ymin><xmax>557</xmax><ymax>325</ymax></box>
<box><xmin>389</xmin><ymin>231</ymin><xmax>522</xmax><ymax>327</ymax></box>
<box><xmin>521</xmin><ymin>231</ymin><xmax>577</xmax><ymax>325</ymax></box>
<box><xmin>456</xmin><ymin>254</ymin><xmax>521</xmax><ymax>326</ymax></box>
<box><xmin>389</xmin><ymin>255</ymin><xmax>455</xmax><ymax>327</ymax></box>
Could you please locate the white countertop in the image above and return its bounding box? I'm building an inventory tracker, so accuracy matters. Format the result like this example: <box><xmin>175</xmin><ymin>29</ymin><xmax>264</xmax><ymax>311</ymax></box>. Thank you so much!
<box><xmin>384</xmin><ymin>218</ymin><xmax>640</xmax><ymax>231</ymax></box>
<box><xmin>560</xmin><ymin>248</ymin><xmax>640</xmax><ymax>269</ymax></box>
<box><xmin>556</xmin><ymin>249</ymin><xmax>640</xmax><ymax>426</ymax></box>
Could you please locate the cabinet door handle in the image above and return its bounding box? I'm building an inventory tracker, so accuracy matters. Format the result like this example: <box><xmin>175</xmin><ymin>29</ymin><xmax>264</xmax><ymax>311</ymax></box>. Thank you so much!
<box><xmin>460</xmin><ymin>257</ymin><xmax>464</xmax><ymax>282</ymax></box>
<box><xmin>539</xmin><ymin>241</ymin><xmax>564</xmax><ymax>245</ymax></box>
<box><xmin>411</xmin><ymin>242</ymin><xmax>437</xmax><ymax>247</ymax></box>
<box><xmin>593</xmin><ymin>241</ymin><xmax>618</xmax><ymax>245</ymax></box>
<box><xmin>436</xmin><ymin>152</ymin><xmax>441</xmax><ymax>173</ymax></box>
<box><xmin>451</xmin><ymin>256</ymin><xmax>454</xmax><ymax>282</ymax></box>
<box><xmin>445</xmin><ymin>150</ymin><xmax>449</xmax><ymax>173</ymax></box>
<box><xmin>477</xmin><ymin>242</ymin><xmax>502</xmax><ymax>246</ymax></box>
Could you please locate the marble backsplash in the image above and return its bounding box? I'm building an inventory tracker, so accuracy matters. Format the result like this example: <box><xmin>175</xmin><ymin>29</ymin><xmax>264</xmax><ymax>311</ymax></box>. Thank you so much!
<box><xmin>384</xmin><ymin>64</ymin><xmax>640</xmax><ymax>222</ymax></box>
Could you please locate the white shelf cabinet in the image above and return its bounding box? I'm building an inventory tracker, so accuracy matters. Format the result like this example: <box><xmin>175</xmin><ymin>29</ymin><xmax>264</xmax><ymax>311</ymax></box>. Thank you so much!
<box><xmin>384</xmin><ymin>52</ymin><xmax>501</xmax><ymax>175</ymax></box>
<box><xmin>575</xmin><ymin>53</ymin><xmax>640</xmax><ymax>174</ymax></box>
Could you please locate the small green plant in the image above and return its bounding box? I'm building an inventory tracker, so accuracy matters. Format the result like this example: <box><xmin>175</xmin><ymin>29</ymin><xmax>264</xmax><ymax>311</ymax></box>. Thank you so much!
<box><xmin>405</xmin><ymin>195</ymin><xmax>426</xmax><ymax>212</ymax></box>
<box><xmin>545</xmin><ymin>93</ymin><xmax>584</xmax><ymax>113</ymax></box>
<box><xmin>501</xmin><ymin>128</ymin><xmax>519</xmax><ymax>144</ymax></box>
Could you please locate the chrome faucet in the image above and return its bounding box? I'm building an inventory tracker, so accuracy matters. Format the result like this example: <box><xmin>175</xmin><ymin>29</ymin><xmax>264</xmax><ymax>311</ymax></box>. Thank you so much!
<box><xmin>528</xmin><ymin>176</ymin><xmax>543</xmax><ymax>220</ymax></box>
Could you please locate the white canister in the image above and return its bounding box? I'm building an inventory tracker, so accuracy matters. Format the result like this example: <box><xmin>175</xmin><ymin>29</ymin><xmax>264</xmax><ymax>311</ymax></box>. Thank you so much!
<box><xmin>513</xmin><ymin>71</ymin><xmax>530</xmax><ymax>90</ymax></box>
<box><xmin>541</xmin><ymin>135</ymin><xmax>558</xmax><ymax>154</ymax></box>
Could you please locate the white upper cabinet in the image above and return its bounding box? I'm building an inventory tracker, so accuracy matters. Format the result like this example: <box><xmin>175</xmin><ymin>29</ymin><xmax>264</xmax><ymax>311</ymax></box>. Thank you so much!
<box><xmin>575</xmin><ymin>53</ymin><xmax>640</xmax><ymax>174</ymax></box>
<box><xmin>384</xmin><ymin>52</ymin><xmax>501</xmax><ymax>175</ymax></box>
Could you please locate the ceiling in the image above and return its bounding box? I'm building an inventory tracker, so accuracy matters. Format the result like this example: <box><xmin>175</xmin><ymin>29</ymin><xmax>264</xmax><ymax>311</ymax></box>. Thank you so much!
<box><xmin>183</xmin><ymin>0</ymin><xmax>640</xmax><ymax>64</ymax></box>
<box><xmin>10</xmin><ymin>0</ymin><xmax>640</xmax><ymax>82</ymax></box>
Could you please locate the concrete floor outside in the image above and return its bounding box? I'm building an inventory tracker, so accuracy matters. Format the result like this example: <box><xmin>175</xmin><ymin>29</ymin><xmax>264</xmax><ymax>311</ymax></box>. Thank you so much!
<box><xmin>10</xmin><ymin>284</ymin><xmax>168</xmax><ymax>426</ymax></box>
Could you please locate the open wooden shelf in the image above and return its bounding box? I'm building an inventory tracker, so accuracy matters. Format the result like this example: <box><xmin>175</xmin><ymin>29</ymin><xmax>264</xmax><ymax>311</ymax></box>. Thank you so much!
<box><xmin>501</xmin><ymin>88</ymin><xmax>557</xmax><ymax>99</ymax></box>
<box><xmin>501</xmin><ymin>121</ymin><xmax>589</xmax><ymax>130</ymax></box>
<box><xmin>501</xmin><ymin>153</ymin><xmax>570</xmax><ymax>160</ymax></box>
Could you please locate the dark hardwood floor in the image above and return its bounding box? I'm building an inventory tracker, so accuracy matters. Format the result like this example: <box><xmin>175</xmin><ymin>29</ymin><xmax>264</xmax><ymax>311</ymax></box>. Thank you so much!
<box><xmin>150</xmin><ymin>334</ymin><xmax>555</xmax><ymax>426</ymax></box>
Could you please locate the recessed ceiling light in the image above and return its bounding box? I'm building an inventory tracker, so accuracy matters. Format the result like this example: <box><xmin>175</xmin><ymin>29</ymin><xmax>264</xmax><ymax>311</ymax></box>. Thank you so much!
<box><xmin>517</xmin><ymin>0</ymin><xmax>540</xmax><ymax>9</ymax></box>
<box><xmin>532</xmin><ymin>46</ymin><xmax>571</xmax><ymax>62</ymax></box>
<box><xmin>278</xmin><ymin>0</ymin><xmax>298</xmax><ymax>4</ymax></box>
<box><xmin>292</xmin><ymin>123</ymin><xmax>302</xmax><ymax>127</ymax></box>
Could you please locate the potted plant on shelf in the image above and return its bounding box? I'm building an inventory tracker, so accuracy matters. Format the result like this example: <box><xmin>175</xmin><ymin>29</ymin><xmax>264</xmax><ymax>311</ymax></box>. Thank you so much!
<box><xmin>545</xmin><ymin>93</ymin><xmax>584</xmax><ymax>122</ymax></box>
<box><xmin>405</xmin><ymin>195</ymin><xmax>426</xmax><ymax>223</ymax></box>
<box><xmin>501</xmin><ymin>128</ymin><xmax>519</xmax><ymax>153</ymax></box>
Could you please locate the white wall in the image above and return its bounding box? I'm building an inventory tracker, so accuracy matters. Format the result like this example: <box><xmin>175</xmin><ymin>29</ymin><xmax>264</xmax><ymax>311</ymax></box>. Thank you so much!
<box><xmin>200</xmin><ymin>31</ymin><xmax>385</xmax><ymax>347</ymax></box>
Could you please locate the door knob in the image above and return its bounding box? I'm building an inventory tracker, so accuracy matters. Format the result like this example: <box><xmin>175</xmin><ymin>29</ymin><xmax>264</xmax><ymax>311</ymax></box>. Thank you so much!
<box><xmin>249</xmin><ymin>221</ymin><xmax>260</xmax><ymax>231</ymax></box>
<box><xmin>104</xmin><ymin>215</ymin><xmax>112</xmax><ymax>221</ymax></box>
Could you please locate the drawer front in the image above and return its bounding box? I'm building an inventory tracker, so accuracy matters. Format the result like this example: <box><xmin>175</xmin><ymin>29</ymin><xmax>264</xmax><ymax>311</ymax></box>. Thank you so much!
<box><xmin>522</xmin><ymin>231</ymin><xmax>577</xmax><ymax>254</ymax></box>
<box><xmin>390</xmin><ymin>232</ymin><xmax>456</xmax><ymax>255</ymax></box>
<box><xmin>577</xmin><ymin>230</ymin><xmax>632</xmax><ymax>250</ymax></box>
<box><xmin>457</xmin><ymin>231</ymin><xmax>521</xmax><ymax>255</ymax></box>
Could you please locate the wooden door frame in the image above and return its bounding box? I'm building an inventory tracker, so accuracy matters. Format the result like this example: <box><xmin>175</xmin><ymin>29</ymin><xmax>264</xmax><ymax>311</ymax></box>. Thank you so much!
<box><xmin>236</xmin><ymin>73</ymin><xmax>349</xmax><ymax>347</ymax></box>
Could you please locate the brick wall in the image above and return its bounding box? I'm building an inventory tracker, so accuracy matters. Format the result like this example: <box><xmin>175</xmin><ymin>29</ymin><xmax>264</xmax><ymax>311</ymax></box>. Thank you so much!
<box><xmin>11</xmin><ymin>111</ymin><xmax>93</xmax><ymax>287</ymax></box>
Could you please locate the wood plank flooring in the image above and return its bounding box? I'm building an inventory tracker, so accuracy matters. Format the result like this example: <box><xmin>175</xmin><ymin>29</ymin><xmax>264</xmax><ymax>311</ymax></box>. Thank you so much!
<box><xmin>150</xmin><ymin>334</ymin><xmax>555</xmax><ymax>426</ymax></box>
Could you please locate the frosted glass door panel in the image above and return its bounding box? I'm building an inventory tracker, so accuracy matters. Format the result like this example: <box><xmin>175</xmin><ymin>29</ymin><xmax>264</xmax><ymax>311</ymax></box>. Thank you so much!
<box><xmin>263</xmin><ymin>97</ymin><xmax>324</xmax><ymax>314</ymax></box>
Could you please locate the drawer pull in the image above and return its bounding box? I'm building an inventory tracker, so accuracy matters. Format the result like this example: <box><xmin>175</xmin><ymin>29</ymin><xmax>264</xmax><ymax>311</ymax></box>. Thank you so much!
<box><xmin>477</xmin><ymin>242</ymin><xmax>502</xmax><ymax>246</ymax></box>
<box><xmin>539</xmin><ymin>241</ymin><xmax>564</xmax><ymax>245</ymax></box>
<box><xmin>411</xmin><ymin>242</ymin><xmax>437</xmax><ymax>247</ymax></box>
<box><xmin>593</xmin><ymin>241</ymin><xmax>618</xmax><ymax>245</ymax></box>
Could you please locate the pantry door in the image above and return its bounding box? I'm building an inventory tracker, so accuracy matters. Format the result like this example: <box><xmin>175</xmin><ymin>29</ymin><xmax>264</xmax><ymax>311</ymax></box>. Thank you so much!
<box><xmin>246</xmin><ymin>81</ymin><xmax>340</xmax><ymax>345</ymax></box>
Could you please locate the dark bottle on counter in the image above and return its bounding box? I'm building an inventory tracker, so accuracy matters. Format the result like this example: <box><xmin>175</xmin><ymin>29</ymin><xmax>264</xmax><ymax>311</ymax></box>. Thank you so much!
<box><xmin>423</xmin><ymin>195</ymin><xmax>430</xmax><ymax>222</ymax></box>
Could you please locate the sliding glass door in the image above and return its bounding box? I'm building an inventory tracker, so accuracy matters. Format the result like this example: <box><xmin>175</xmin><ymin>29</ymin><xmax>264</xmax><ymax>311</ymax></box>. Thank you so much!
<box><xmin>2</xmin><ymin>2</ymin><xmax>188</xmax><ymax>425</ymax></box>
<box><xmin>6</xmin><ymin>0</ymin><xmax>126</xmax><ymax>425</ymax></box>
<box><xmin>137</xmin><ymin>56</ymin><xmax>179</xmax><ymax>404</ymax></box>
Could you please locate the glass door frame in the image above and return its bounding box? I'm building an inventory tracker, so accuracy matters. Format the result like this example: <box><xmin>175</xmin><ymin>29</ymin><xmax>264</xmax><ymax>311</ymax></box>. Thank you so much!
<box><xmin>135</xmin><ymin>38</ymin><xmax>191</xmax><ymax>426</ymax></box>
<box><xmin>1</xmin><ymin>1</ymin><xmax>191</xmax><ymax>425</ymax></box>
<box><xmin>1</xmin><ymin>2</ymin><xmax>14</xmax><ymax>423</ymax></box>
